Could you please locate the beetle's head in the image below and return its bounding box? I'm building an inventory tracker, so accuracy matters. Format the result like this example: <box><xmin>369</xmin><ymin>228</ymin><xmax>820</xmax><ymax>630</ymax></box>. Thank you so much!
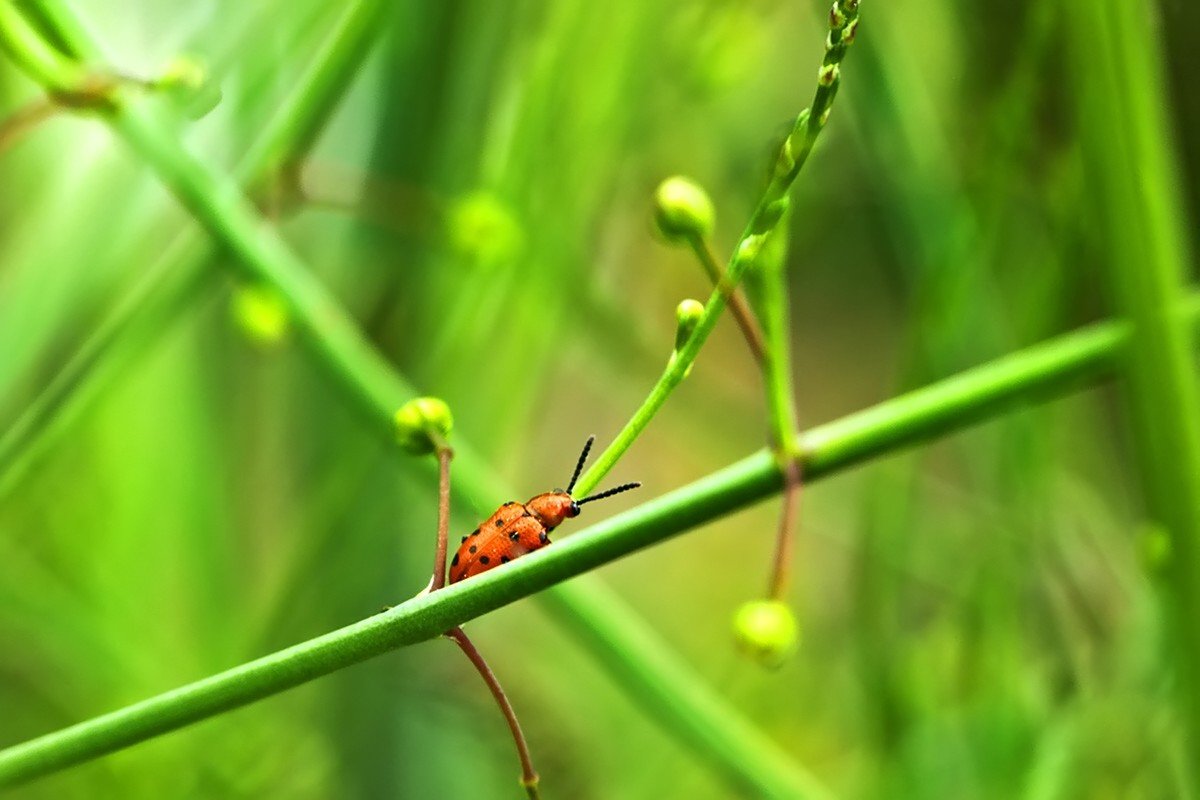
<box><xmin>527</xmin><ymin>435</ymin><xmax>640</xmax><ymax>528</ymax></box>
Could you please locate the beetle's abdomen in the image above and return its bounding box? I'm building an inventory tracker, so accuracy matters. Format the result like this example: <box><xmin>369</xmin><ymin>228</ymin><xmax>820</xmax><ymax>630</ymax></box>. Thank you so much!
<box><xmin>449</xmin><ymin>502</ymin><xmax>554</xmax><ymax>583</ymax></box>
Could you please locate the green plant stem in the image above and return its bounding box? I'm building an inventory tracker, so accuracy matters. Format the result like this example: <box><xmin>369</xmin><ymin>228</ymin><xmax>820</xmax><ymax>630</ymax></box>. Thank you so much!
<box><xmin>686</xmin><ymin>233</ymin><xmax>765</xmax><ymax>364</ymax></box>
<box><xmin>4</xmin><ymin>5</ymin><xmax>830</xmax><ymax>796</ymax></box>
<box><xmin>0</xmin><ymin>299</ymin><xmax>1189</xmax><ymax>790</ymax></box>
<box><xmin>1068</xmin><ymin>0</ymin><xmax>1200</xmax><ymax>774</ymax></box>
<box><xmin>0</xmin><ymin>1</ymin><xmax>83</xmax><ymax>93</ymax></box>
<box><xmin>574</xmin><ymin>1</ymin><xmax>859</xmax><ymax>499</ymax></box>
<box><xmin>755</xmin><ymin>221</ymin><xmax>803</xmax><ymax>600</ymax></box>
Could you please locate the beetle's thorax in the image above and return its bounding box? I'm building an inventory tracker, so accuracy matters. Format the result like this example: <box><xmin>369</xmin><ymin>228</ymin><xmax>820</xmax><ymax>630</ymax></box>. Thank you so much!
<box><xmin>525</xmin><ymin>491</ymin><xmax>579</xmax><ymax>529</ymax></box>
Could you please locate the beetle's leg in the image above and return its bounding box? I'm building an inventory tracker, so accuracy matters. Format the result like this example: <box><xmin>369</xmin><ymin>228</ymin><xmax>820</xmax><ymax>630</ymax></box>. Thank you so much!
<box><xmin>446</xmin><ymin>626</ymin><xmax>540</xmax><ymax>799</ymax></box>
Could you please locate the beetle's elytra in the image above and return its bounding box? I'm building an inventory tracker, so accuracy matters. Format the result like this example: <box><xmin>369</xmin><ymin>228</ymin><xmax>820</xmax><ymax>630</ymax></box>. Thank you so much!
<box><xmin>448</xmin><ymin>436</ymin><xmax>640</xmax><ymax>583</ymax></box>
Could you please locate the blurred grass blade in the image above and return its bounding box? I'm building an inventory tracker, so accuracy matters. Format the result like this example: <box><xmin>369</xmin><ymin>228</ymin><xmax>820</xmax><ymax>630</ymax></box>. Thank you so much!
<box><xmin>1066</xmin><ymin>0</ymin><xmax>1200</xmax><ymax>776</ymax></box>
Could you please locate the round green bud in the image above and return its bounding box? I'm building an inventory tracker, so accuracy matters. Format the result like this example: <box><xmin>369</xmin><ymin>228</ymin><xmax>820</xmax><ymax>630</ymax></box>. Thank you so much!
<box><xmin>156</xmin><ymin>56</ymin><xmax>221</xmax><ymax>120</ymax></box>
<box><xmin>231</xmin><ymin>284</ymin><xmax>289</xmax><ymax>347</ymax></box>
<box><xmin>653</xmin><ymin>176</ymin><xmax>715</xmax><ymax>244</ymax></box>
<box><xmin>733</xmin><ymin>600</ymin><xmax>799</xmax><ymax>668</ymax></box>
<box><xmin>446</xmin><ymin>191</ymin><xmax>523</xmax><ymax>268</ymax></box>
<box><xmin>733</xmin><ymin>235</ymin><xmax>764</xmax><ymax>273</ymax></box>
<box><xmin>394</xmin><ymin>397</ymin><xmax>454</xmax><ymax>455</ymax></box>
<box><xmin>674</xmin><ymin>298</ymin><xmax>705</xmax><ymax>352</ymax></box>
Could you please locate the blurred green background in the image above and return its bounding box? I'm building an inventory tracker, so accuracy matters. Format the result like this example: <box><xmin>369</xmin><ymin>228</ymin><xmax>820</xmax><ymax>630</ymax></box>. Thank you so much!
<box><xmin>2</xmin><ymin>0</ymin><xmax>1198</xmax><ymax>797</ymax></box>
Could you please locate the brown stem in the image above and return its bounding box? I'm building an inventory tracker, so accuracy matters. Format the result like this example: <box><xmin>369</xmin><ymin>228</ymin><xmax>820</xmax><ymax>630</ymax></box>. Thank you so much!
<box><xmin>429</xmin><ymin>442</ymin><xmax>454</xmax><ymax>592</ymax></box>
<box><xmin>0</xmin><ymin>98</ymin><xmax>60</xmax><ymax>155</ymax></box>
<box><xmin>686</xmin><ymin>234</ymin><xmax>766</xmax><ymax>364</ymax></box>
<box><xmin>446</xmin><ymin>627</ymin><xmax>541</xmax><ymax>798</ymax></box>
<box><xmin>767</xmin><ymin>454</ymin><xmax>803</xmax><ymax>599</ymax></box>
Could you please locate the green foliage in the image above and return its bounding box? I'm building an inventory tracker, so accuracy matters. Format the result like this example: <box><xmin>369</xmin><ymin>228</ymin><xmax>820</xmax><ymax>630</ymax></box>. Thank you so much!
<box><xmin>0</xmin><ymin>0</ymin><xmax>1197</xmax><ymax>798</ymax></box>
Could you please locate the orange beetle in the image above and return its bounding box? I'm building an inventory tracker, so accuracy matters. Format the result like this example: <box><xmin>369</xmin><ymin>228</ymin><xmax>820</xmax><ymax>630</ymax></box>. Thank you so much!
<box><xmin>449</xmin><ymin>436</ymin><xmax>639</xmax><ymax>583</ymax></box>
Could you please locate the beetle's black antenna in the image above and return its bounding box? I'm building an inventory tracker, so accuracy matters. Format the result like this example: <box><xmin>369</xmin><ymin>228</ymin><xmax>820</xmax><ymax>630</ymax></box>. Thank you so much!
<box><xmin>577</xmin><ymin>482</ymin><xmax>641</xmax><ymax>505</ymax></box>
<box><xmin>566</xmin><ymin>435</ymin><xmax>595</xmax><ymax>495</ymax></box>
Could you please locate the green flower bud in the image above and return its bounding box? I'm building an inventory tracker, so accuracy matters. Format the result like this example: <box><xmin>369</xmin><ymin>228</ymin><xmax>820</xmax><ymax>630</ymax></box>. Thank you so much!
<box><xmin>669</xmin><ymin>298</ymin><xmax>705</xmax><ymax>378</ymax></box>
<box><xmin>446</xmin><ymin>191</ymin><xmax>523</xmax><ymax>268</ymax></box>
<box><xmin>394</xmin><ymin>397</ymin><xmax>454</xmax><ymax>455</ymax></box>
<box><xmin>733</xmin><ymin>600</ymin><xmax>799</xmax><ymax>668</ymax></box>
<box><xmin>155</xmin><ymin>56</ymin><xmax>221</xmax><ymax>120</ymax></box>
<box><xmin>653</xmin><ymin>176</ymin><xmax>715</xmax><ymax>244</ymax></box>
<box><xmin>733</xmin><ymin>234</ymin><xmax>764</xmax><ymax>272</ymax></box>
<box><xmin>673</xmin><ymin>298</ymin><xmax>705</xmax><ymax>352</ymax></box>
<box><xmin>231</xmin><ymin>284</ymin><xmax>289</xmax><ymax>347</ymax></box>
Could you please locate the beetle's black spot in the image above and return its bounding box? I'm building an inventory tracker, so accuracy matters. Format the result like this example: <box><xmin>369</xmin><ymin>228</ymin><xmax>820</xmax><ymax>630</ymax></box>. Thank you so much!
<box><xmin>494</xmin><ymin>519</ymin><xmax>504</xmax><ymax>528</ymax></box>
<box><xmin>509</xmin><ymin>532</ymin><xmax>520</xmax><ymax>541</ymax></box>
<box><xmin>461</xmin><ymin>536</ymin><xmax>468</xmax><ymax>543</ymax></box>
<box><xmin>539</xmin><ymin>531</ymin><xmax>549</xmax><ymax>544</ymax></box>
<box><xmin>501</xmin><ymin>556</ymin><xmax>510</xmax><ymax>564</ymax></box>
<box><xmin>471</xmin><ymin>527</ymin><xmax>479</xmax><ymax>537</ymax></box>
<box><xmin>451</xmin><ymin>554</ymin><xmax>459</xmax><ymax>566</ymax></box>
<box><xmin>469</xmin><ymin>545</ymin><xmax>477</xmax><ymax>554</ymax></box>
<box><xmin>479</xmin><ymin>555</ymin><xmax>490</xmax><ymax>565</ymax></box>
<box><xmin>504</xmin><ymin>501</ymin><xmax>516</xmax><ymax>507</ymax></box>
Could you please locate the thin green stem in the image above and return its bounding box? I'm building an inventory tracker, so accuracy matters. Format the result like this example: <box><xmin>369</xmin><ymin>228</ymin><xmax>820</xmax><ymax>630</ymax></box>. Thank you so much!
<box><xmin>686</xmin><ymin>233</ymin><xmax>765</xmax><ymax>364</ymax></box>
<box><xmin>756</xmin><ymin>221</ymin><xmax>803</xmax><ymax>600</ymax></box>
<box><xmin>0</xmin><ymin>2</ymin><xmax>84</xmax><ymax>94</ymax></box>
<box><xmin>575</xmin><ymin>1</ymin><xmax>860</xmax><ymax>498</ymax></box>
<box><xmin>445</xmin><ymin>627</ymin><xmax>541</xmax><ymax>799</ymax></box>
<box><xmin>0</xmin><ymin>299</ymin><xmax>1187</xmax><ymax>791</ymax></box>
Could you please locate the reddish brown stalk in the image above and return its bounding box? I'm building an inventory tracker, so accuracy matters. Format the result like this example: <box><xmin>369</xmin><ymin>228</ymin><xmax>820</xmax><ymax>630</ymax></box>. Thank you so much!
<box><xmin>446</xmin><ymin>627</ymin><xmax>541</xmax><ymax>799</ymax></box>
<box><xmin>687</xmin><ymin>234</ymin><xmax>766</xmax><ymax>364</ymax></box>
<box><xmin>767</xmin><ymin>455</ymin><xmax>803</xmax><ymax>599</ymax></box>
<box><xmin>429</xmin><ymin>443</ymin><xmax>454</xmax><ymax>592</ymax></box>
<box><xmin>0</xmin><ymin>98</ymin><xmax>59</xmax><ymax>155</ymax></box>
<box><xmin>687</xmin><ymin>233</ymin><xmax>801</xmax><ymax>600</ymax></box>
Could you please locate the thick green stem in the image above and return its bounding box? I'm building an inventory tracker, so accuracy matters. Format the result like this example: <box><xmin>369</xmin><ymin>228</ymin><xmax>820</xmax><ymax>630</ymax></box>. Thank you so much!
<box><xmin>0</xmin><ymin>299</ymin><xmax>1187</xmax><ymax>790</ymax></box>
<box><xmin>1067</xmin><ymin>0</ymin><xmax>1200</xmax><ymax>775</ymax></box>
